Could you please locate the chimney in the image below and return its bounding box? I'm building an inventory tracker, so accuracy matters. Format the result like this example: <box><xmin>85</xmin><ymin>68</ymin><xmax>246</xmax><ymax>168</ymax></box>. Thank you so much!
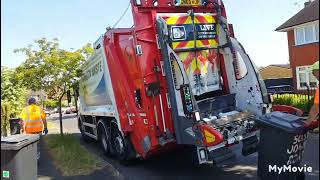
<box><xmin>304</xmin><ymin>0</ymin><xmax>312</xmax><ymax>7</ymax></box>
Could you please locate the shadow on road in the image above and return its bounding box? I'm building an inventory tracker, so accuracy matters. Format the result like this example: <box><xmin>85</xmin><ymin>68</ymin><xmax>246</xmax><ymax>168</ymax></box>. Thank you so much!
<box><xmin>47</xmin><ymin>114</ymin><xmax>77</xmax><ymax>121</ymax></box>
<box><xmin>74</xmin><ymin>133</ymin><xmax>258</xmax><ymax>180</ymax></box>
<box><xmin>39</xmin><ymin>131</ymin><xmax>318</xmax><ymax>180</ymax></box>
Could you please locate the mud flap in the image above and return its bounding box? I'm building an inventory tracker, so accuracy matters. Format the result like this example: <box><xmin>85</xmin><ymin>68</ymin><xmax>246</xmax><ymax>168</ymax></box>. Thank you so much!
<box><xmin>242</xmin><ymin>135</ymin><xmax>259</xmax><ymax>156</ymax></box>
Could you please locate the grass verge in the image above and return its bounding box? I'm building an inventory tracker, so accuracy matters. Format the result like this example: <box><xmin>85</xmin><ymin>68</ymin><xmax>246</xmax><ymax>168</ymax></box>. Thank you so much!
<box><xmin>43</xmin><ymin>134</ymin><xmax>105</xmax><ymax>176</ymax></box>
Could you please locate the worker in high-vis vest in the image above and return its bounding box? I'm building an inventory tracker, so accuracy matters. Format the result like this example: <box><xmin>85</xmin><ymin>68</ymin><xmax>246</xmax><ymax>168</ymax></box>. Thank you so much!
<box><xmin>20</xmin><ymin>97</ymin><xmax>48</xmax><ymax>134</ymax></box>
<box><xmin>19</xmin><ymin>97</ymin><xmax>48</xmax><ymax>160</ymax></box>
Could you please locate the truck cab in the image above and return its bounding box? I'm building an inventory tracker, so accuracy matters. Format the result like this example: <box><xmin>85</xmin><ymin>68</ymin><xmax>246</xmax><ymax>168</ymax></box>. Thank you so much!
<box><xmin>78</xmin><ymin>0</ymin><xmax>272</xmax><ymax>165</ymax></box>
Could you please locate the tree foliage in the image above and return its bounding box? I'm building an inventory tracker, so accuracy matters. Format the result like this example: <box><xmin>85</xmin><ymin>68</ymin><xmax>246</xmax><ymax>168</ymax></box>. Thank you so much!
<box><xmin>14</xmin><ymin>38</ymin><xmax>92</xmax><ymax>95</ymax></box>
<box><xmin>1</xmin><ymin>66</ymin><xmax>28</xmax><ymax>136</ymax></box>
<box><xmin>1</xmin><ymin>66</ymin><xmax>28</xmax><ymax>117</ymax></box>
<box><xmin>14</xmin><ymin>38</ymin><xmax>93</xmax><ymax>135</ymax></box>
<box><xmin>1</xmin><ymin>103</ymin><xmax>11</xmax><ymax>136</ymax></box>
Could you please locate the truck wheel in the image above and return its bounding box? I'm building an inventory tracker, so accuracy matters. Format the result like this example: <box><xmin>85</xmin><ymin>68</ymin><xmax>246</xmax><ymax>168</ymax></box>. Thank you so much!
<box><xmin>111</xmin><ymin>128</ymin><xmax>136</xmax><ymax>165</ymax></box>
<box><xmin>121</xmin><ymin>137</ymin><xmax>137</xmax><ymax>166</ymax></box>
<box><xmin>98</xmin><ymin>122</ymin><xmax>113</xmax><ymax>157</ymax></box>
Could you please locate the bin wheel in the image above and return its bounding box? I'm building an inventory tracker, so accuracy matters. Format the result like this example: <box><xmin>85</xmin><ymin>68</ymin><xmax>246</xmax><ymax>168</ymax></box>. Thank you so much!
<box><xmin>110</xmin><ymin>124</ymin><xmax>136</xmax><ymax>166</ymax></box>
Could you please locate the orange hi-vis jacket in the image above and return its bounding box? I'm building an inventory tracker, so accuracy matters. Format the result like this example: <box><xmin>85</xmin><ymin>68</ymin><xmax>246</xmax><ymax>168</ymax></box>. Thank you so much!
<box><xmin>20</xmin><ymin>105</ymin><xmax>46</xmax><ymax>133</ymax></box>
<box><xmin>314</xmin><ymin>87</ymin><xmax>319</xmax><ymax>105</ymax></box>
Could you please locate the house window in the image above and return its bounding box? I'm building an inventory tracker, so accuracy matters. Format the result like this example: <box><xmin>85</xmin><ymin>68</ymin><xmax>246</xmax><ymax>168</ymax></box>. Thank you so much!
<box><xmin>296</xmin><ymin>66</ymin><xmax>319</xmax><ymax>90</ymax></box>
<box><xmin>294</xmin><ymin>22</ymin><xmax>319</xmax><ymax>45</ymax></box>
<box><xmin>316</xmin><ymin>25</ymin><xmax>319</xmax><ymax>41</ymax></box>
<box><xmin>296</xmin><ymin>28</ymin><xmax>305</xmax><ymax>45</ymax></box>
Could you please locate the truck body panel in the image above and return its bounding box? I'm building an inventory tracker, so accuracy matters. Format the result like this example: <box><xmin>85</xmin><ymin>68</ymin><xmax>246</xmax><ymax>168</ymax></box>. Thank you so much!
<box><xmin>79</xmin><ymin>39</ymin><xmax>118</xmax><ymax>118</ymax></box>
<box><xmin>78</xmin><ymin>0</ymin><xmax>272</xmax><ymax>163</ymax></box>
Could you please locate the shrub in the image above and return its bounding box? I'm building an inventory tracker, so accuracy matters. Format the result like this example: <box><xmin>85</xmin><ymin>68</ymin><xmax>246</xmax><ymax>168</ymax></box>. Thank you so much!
<box><xmin>1</xmin><ymin>67</ymin><xmax>28</xmax><ymax>136</ymax></box>
<box><xmin>1</xmin><ymin>103</ymin><xmax>11</xmax><ymax>136</ymax></box>
<box><xmin>61</xmin><ymin>100</ymin><xmax>69</xmax><ymax>107</ymax></box>
<box><xmin>272</xmin><ymin>94</ymin><xmax>314</xmax><ymax>113</ymax></box>
<box><xmin>44</xmin><ymin>99</ymin><xmax>59</xmax><ymax>108</ymax></box>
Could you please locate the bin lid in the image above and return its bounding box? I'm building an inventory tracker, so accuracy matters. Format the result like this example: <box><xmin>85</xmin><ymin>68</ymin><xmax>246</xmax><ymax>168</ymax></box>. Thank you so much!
<box><xmin>1</xmin><ymin>134</ymin><xmax>40</xmax><ymax>151</ymax></box>
<box><xmin>256</xmin><ymin>111</ymin><xmax>306</xmax><ymax>134</ymax></box>
<box><xmin>9</xmin><ymin>117</ymin><xmax>21</xmax><ymax>122</ymax></box>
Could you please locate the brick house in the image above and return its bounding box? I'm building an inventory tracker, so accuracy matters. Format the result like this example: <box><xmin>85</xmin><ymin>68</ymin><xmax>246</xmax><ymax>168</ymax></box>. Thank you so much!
<box><xmin>276</xmin><ymin>0</ymin><xmax>319</xmax><ymax>93</ymax></box>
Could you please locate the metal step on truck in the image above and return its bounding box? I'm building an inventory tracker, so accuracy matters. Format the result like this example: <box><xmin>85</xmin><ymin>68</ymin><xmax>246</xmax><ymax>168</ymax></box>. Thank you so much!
<box><xmin>77</xmin><ymin>0</ymin><xmax>273</xmax><ymax>165</ymax></box>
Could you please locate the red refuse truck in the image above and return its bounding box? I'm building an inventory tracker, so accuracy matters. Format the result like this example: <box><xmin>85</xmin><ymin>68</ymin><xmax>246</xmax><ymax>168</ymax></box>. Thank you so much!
<box><xmin>77</xmin><ymin>0</ymin><xmax>273</xmax><ymax>165</ymax></box>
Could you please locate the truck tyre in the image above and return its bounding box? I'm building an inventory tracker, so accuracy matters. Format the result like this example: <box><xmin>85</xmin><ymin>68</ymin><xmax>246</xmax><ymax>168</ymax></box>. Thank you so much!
<box><xmin>98</xmin><ymin>121</ymin><xmax>113</xmax><ymax>157</ymax></box>
<box><xmin>119</xmin><ymin>136</ymin><xmax>137</xmax><ymax>166</ymax></box>
<box><xmin>111</xmin><ymin>125</ymin><xmax>136</xmax><ymax>166</ymax></box>
<box><xmin>78</xmin><ymin>118</ymin><xmax>91</xmax><ymax>142</ymax></box>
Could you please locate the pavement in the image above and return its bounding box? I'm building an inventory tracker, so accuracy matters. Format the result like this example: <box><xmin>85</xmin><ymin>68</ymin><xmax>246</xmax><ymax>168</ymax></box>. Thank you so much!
<box><xmin>38</xmin><ymin>113</ymin><xmax>319</xmax><ymax>180</ymax></box>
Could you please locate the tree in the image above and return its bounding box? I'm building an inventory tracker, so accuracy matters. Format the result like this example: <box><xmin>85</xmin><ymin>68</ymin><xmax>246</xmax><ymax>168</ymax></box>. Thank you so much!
<box><xmin>14</xmin><ymin>38</ymin><xmax>93</xmax><ymax>135</ymax></box>
<box><xmin>1</xmin><ymin>103</ymin><xmax>11</xmax><ymax>137</ymax></box>
<box><xmin>1</xmin><ymin>66</ymin><xmax>28</xmax><ymax>136</ymax></box>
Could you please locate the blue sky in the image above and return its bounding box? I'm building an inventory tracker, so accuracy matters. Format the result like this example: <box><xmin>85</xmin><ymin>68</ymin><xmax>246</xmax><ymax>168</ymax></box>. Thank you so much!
<box><xmin>2</xmin><ymin>0</ymin><xmax>307</xmax><ymax>68</ymax></box>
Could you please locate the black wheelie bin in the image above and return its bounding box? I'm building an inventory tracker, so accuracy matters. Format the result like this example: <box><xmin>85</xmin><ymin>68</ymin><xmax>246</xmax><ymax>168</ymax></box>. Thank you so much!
<box><xmin>9</xmin><ymin>118</ymin><xmax>21</xmax><ymax>135</ymax></box>
<box><xmin>256</xmin><ymin>111</ymin><xmax>309</xmax><ymax>180</ymax></box>
<box><xmin>1</xmin><ymin>134</ymin><xmax>40</xmax><ymax>180</ymax></box>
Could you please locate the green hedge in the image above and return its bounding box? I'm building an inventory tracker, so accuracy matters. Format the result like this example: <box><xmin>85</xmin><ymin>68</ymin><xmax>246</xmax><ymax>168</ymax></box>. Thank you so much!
<box><xmin>272</xmin><ymin>94</ymin><xmax>314</xmax><ymax>113</ymax></box>
<box><xmin>1</xmin><ymin>103</ymin><xmax>11</xmax><ymax>136</ymax></box>
<box><xmin>44</xmin><ymin>99</ymin><xmax>59</xmax><ymax>108</ymax></box>
<box><xmin>42</xmin><ymin>99</ymin><xmax>69</xmax><ymax>108</ymax></box>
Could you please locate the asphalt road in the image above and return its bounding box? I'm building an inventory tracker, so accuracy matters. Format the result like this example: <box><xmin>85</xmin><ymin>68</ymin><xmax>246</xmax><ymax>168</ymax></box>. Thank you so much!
<box><xmin>47</xmin><ymin>113</ymin><xmax>319</xmax><ymax>180</ymax></box>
